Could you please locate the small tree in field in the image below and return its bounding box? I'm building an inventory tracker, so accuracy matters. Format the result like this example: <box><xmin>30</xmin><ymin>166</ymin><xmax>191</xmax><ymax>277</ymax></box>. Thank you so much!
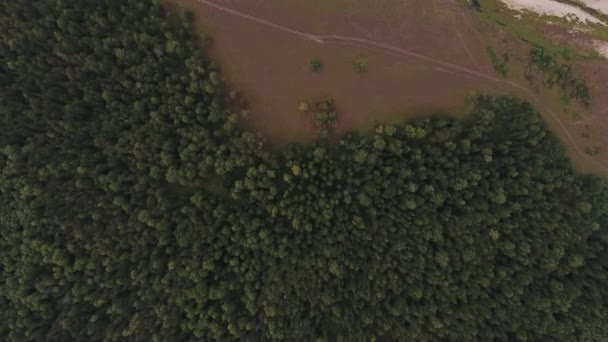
<box><xmin>355</xmin><ymin>57</ymin><xmax>369</xmax><ymax>73</ymax></box>
<box><xmin>309</xmin><ymin>58</ymin><xmax>322</xmax><ymax>72</ymax></box>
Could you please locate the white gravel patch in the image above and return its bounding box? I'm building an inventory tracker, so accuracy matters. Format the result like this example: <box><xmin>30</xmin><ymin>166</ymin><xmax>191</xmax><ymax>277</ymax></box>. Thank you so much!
<box><xmin>500</xmin><ymin>0</ymin><xmax>605</xmax><ymax>25</ymax></box>
<box><xmin>595</xmin><ymin>40</ymin><xmax>608</xmax><ymax>57</ymax></box>
<box><xmin>579</xmin><ymin>0</ymin><xmax>608</xmax><ymax>16</ymax></box>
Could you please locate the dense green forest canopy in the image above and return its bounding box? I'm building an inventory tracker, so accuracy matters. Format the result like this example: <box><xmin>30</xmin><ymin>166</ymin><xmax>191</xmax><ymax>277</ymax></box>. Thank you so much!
<box><xmin>1</xmin><ymin>0</ymin><xmax>608</xmax><ymax>340</ymax></box>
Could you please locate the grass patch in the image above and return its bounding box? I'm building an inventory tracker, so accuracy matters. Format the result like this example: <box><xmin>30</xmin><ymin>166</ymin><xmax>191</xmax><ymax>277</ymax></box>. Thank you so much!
<box><xmin>487</xmin><ymin>47</ymin><xmax>510</xmax><ymax>76</ymax></box>
<box><xmin>474</xmin><ymin>0</ymin><xmax>586</xmax><ymax>58</ymax></box>
<box><xmin>526</xmin><ymin>48</ymin><xmax>591</xmax><ymax>107</ymax></box>
<box><xmin>585</xmin><ymin>145</ymin><xmax>601</xmax><ymax>156</ymax></box>
<box><xmin>560</xmin><ymin>93</ymin><xmax>572</xmax><ymax>107</ymax></box>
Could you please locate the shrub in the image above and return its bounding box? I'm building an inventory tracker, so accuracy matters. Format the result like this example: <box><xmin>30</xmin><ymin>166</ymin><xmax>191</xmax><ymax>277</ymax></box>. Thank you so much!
<box><xmin>312</xmin><ymin>98</ymin><xmax>337</xmax><ymax>137</ymax></box>
<box><xmin>527</xmin><ymin>48</ymin><xmax>590</xmax><ymax>107</ymax></box>
<box><xmin>355</xmin><ymin>57</ymin><xmax>369</xmax><ymax>73</ymax></box>
<box><xmin>309</xmin><ymin>58</ymin><xmax>322</xmax><ymax>72</ymax></box>
<box><xmin>487</xmin><ymin>47</ymin><xmax>509</xmax><ymax>77</ymax></box>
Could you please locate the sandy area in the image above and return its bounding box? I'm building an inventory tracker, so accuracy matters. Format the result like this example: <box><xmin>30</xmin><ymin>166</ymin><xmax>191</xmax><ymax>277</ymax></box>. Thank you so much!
<box><xmin>501</xmin><ymin>0</ymin><xmax>604</xmax><ymax>24</ymax></box>
<box><xmin>595</xmin><ymin>40</ymin><xmax>608</xmax><ymax>57</ymax></box>
<box><xmin>579</xmin><ymin>0</ymin><xmax>608</xmax><ymax>15</ymax></box>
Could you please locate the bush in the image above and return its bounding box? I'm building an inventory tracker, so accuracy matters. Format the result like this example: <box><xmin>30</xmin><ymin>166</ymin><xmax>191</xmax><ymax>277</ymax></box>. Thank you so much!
<box><xmin>487</xmin><ymin>47</ymin><xmax>509</xmax><ymax>77</ymax></box>
<box><xmin>355</xmin><ymin>56</ymin><xmax>369</xmax><ymax>73</ymax></box>
<box><xmin>309</xmin><ymin>58</ymin><xmax>322</xmax><ymax>72</ymax></box>
<box><xmin>312</xmin><ymin>97</ymin><xmax>337</xmax><ymax>137</ymax></box>
<box><xmin>527</xmin><ymin>48</ymin><xmax>590</xmax><ymax>107</ymax></box>
<box><xmin>585</xmin><ymin>146</ymin><xmax>601</xmax><ymax>156</ymax></box>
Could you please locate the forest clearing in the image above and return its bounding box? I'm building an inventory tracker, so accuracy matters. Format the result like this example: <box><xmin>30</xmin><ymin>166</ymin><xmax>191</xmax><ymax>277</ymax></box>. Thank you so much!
<box><xmin>164</xmin><ymin>0</ymin><xmax>506</xmax><ymax>144</ymax></box>
<box><xmin>166</xmin><ymin>0</ymin><xmax>608</xmax><ymax>175</ymax></box>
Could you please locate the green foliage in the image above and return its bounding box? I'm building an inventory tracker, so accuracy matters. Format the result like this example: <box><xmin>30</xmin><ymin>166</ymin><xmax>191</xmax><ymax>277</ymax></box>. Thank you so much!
<box><xmin>312</xmin><ymin>98</ymin><xmax>338</xmax><ymax>137</ymax></box>
<box><xmin>527</xmin><ymin>48</ymin><xmax>591</xmax><ymax>107</ymax></box>
<box><xmin>585</xmin><ymin>146</ymin><xmax>601</xmax><ymax>156</ymax></box>
<box><xmin>355</xmin><ymin>56</ymin><xmax>369</xmax><ymax>73</ymax></box>
<box><xmin>472</xmin><ymin>0</ymin><xmax>482</xmax><ymax>11</ymax></box>
<box><xmin>487</xmin><ymin>47</ymin><xmax>510</xmax><ymax>76</ymax></box>
<box><xmin>1</xmin><ymin>1</ymin><xmax>608</xmax><ymax>341</ymax></box>
<box><xmin>309</xmin><ymin>58</ymin><xmax>322</xmax><ymax>72</ymax></box>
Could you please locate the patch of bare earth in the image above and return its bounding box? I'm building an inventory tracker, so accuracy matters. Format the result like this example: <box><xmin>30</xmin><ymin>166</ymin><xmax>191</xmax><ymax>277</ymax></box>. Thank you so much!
<box><xmin>165</xmin><ymin>0</ymin><xmax>608</xmax><ymax>175</ymax></box>
<box><xmin>164</xmin><ymin>0</ymin><xmax>506</xmax><ymax>144</ymax></box>
<box><xmin>542</xmin><ymin>24</ymin><xmax>601</xmax><ymax>57</ymax></box>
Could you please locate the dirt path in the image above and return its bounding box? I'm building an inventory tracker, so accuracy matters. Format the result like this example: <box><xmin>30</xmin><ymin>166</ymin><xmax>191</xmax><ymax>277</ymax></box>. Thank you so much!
<box><xmin>192</xmin><ymin>0</ymin><xmax>608</xmax><ymax>173</ymax></box>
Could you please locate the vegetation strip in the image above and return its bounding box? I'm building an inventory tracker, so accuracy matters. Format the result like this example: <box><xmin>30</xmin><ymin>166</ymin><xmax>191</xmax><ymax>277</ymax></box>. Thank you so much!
<box><xmin>526</xmin><ymin>48</ymin><xmax>591</xmax><ymax>106</ymax></box>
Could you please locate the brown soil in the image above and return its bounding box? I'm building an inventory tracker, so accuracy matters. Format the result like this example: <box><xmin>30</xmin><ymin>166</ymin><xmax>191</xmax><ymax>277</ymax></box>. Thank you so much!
<box><xmin>164</xmin><ymin>0</ymin><xmax>608</xmax><ymax>175</ymax></box>
<box><xmin>164</xmin><ymin>0</ymin><xmax>506</xmax><ymax>143</ymax></box>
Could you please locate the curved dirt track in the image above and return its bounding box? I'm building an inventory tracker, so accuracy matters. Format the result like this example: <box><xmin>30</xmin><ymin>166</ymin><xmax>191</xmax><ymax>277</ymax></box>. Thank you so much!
<box><xmin>193</xmin><ymin>0</ymin><xmax>608</xmax><ymax>173</ymax></box>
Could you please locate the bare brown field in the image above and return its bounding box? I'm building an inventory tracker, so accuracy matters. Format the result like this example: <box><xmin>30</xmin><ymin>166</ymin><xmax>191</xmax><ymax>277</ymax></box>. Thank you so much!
<box><xmin>165</xmin><ymin>0</ymin><xmax>608</xmax><ymax>175</ymax></box>
<box><xmin>164</xmin><ymin>0</ymin><xmax>507</xmax><ymax>143</ymax></box>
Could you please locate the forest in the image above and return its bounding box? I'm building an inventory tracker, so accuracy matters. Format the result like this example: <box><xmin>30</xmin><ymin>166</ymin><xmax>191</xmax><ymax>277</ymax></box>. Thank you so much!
<box><xmin>1</xmin><ymin>0</ymin><xmax>608</xmax><ymax>340</ymax></box>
